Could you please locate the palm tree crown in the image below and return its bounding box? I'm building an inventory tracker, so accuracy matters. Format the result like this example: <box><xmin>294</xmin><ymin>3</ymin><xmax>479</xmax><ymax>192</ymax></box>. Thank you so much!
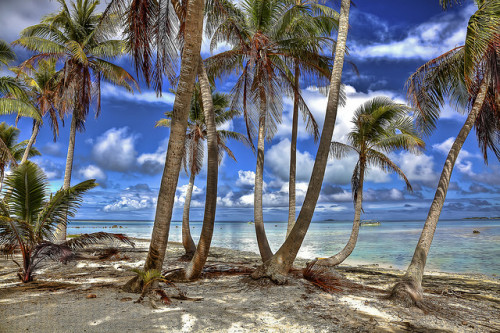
<box><xmin>331</xmin><ymin>97</ymin><xmax>425</xmax><ymax>200</ymax></box>
<box><xmin>13</xmin><ymin>0</ymin><xmax>138</xmax><ymax>130</ymax></box>
<box><xmin>156</xmin><ymin>85</ymin><xmax>247</xmax><ymax>175</ymax></box>
<box><xmin>0</xmin><ymin>122</ymin><xmax>41</xmax><ymax>191</ymax></box>
<box><xmin>0</xmin><ymin>162</ymin><xmax>133</xmax><ymax>282</ymax></box>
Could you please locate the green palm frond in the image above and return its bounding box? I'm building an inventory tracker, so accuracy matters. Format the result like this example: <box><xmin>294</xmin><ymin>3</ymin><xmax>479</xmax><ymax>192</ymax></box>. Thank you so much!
<box><xmin>4</xmin><ymin>162</ymin><xmax>47</xmax><ymax>224</ymax></box>
<box><xmin>463</xmin><ymin>0</ymin><xmax>500</xmax><ymax>80</ymax></box>
<box><xmin>366</xmin><ymin>149</ymin><xmax>413</xmax><ymax>192</ymax></box>
<box><xmin>36</xmin><ymin>179</ymin><xmax>97</xmax><ymax>240</ymax></box>
<box><xmin>0</xmin><ymin>99</ymin><xmax>41</xmax><ymax>121</ymax></box>
<box><xmin>63</xmin><ymin>232</ymin><xmax>134</xmax><ymax>250</ymax></box>
<box><xmin>0</xmin><ymin>40</ymin><xmax>16</xmax><ymax>67</ymax></box>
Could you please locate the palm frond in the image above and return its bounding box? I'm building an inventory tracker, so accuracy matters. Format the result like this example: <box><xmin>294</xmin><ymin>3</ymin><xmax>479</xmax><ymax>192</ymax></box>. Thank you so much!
<box><xmin>329</xmin><ymin>141</ymin><xmax>357</xmax><ymax>159</ymax></box>
<box><xmin>366</xmin><ymin>149</ymin><xmax>412</xmax><ymax>192</ymax></box>
<box><xmin>63</xmin><ymin>232</ymin><xmax>135</xmax><ymax>250</ymax></box>
<box><xmin>36</xmin><ymin>179</ymin><xmax>97</xmax><ymax>240</ymax></box>
<box><xmin>0</xmin><ymin>40</ymin><xmax>16</xmax><ymax>67</ymax></box>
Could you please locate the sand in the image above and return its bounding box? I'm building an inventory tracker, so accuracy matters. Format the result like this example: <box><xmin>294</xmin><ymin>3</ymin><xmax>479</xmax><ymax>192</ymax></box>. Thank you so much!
<box><xmin>1</xmin><ymin>239</ymin><xmax>499</xmax><ymax>332</ymax></box>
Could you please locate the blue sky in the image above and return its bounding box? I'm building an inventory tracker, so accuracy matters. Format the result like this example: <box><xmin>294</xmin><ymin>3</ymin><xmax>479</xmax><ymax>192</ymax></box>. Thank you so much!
<box><xmin>0</xmin><ymin>0</ymin><xmax>499</xmax><ymax>221</ymax></box>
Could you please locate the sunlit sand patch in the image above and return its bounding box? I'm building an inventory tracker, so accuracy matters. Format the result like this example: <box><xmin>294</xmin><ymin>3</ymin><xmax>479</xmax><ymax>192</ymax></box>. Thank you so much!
<box><xmin>88</xmin><ymin>315</ymin><xmax>113</xmax><ymax>326</ymax></box>
<box><xmin>339</xmin><ymin>296</ymin><xmax>396</xmax><ymax>321</ymax></box>
<box><xmin>181</xmin><ymin>313</ymin><xmax>197</xmax><ymax>332</ymax></box>
<box><xmin>152</xmin><ymin>307</ymin><xmax>183</xmax><ymax>313</ymax></box>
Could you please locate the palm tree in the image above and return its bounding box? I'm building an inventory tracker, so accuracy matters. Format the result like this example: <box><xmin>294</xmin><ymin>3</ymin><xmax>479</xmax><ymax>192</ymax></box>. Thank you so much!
<box><xmin>391</xmin><ymin>0</ymin><xmax>500</xmax><ymax>305</ymax></box>
<box><xmin>206</xmin><ymin>0</ymin><xmax>333</xmax><ymax>262</ymax></box>
<box><xmin>314</xmin><ymin>97</ymin><xmax>424</xmax><ymax>267</ymax></box>
<box><xmin>104</xmin><ymin>0</ymin><xmax>206</xmax><ymax>293</ymax></box>
<box><xmin>280</xmin><ymin>0</ymin><xmax>339</xmax><ymax>238</ymax></box>
<box><xmin>0</xmin><ymin>162</ymin><xmax>134</xmax><ymax>283</ymax></box>
<box><xmin>0</xmin><ymin>40</ymin><xmax>41</xmax><ymax>126</ymax></box>
<box><xmin>251</xmin><ymin>0</ymin><xmax>352</xmax><ymax>283</ymax></box>
<box><xmin>10</xmin><ymin>60</ymin><xmax>64</xmax><ymax>164</ymax></box>
<box><xmin>13</xmin><ymin>0</ymin><xmax>138</xmax><ymax>240</ymax></box>
<box><xmin>156</xmin><ymin>85</ymin><xmax>246</xmax><ymax>259</ymax></box>
<box><xmin>0</xmin><ymin>122</ymin><xmax>41</xmax><ymax>192</ymax></box>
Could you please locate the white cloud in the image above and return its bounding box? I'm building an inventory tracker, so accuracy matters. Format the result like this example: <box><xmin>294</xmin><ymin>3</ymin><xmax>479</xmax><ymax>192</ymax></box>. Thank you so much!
<box><xmin>78</xmin><ymin>165</ymin><xmax>107</xmax><ymax>182</ymax></box>
<box><xmin>351</xmin><ymin>5</ymin><xmax>475</xmax><ymax>60</ymax></box>
<box><xmin>236</xmin><ymin>170</ymin><xmax>256</xmax><ymax>187</ymax></box>
<box><xmin>393</xmin><ymin>151</ymin><xmax>439</xmax><ymax>187</ymax></box>
<box><xmin>137</xmin><ymin>138</ymin><xmax>168</xmax><ymax>175</ymax></box>
<box><xmin>266</xmin><ymin>138</ymin><xmax>391</xmax><ymax>187</ymax></box>
<box><xmin>101</xmin><ymin>84</ymin><xmax>175</xmax><ymax>105</ymax></box>
<box><xmin>103</xmin><ymin>195</ymin><xmax>157</xmax><ymax>212</ymax></box>
<box><xmin>92</xmin><ymin>127</ymin><xmax>138</xmax><ymax>172</ymax></box>
<box><xmin>432</xmin><ymin>137</ymin><xmax>479</xmax><ymax>176</ymax></box>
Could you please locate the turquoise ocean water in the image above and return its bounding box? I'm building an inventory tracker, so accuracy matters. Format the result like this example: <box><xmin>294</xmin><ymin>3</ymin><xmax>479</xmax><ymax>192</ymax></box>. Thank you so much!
<box><xmin>68</xmin><ymin>219</ymin><xmax>500</xmax><ymax>276</ymax></box>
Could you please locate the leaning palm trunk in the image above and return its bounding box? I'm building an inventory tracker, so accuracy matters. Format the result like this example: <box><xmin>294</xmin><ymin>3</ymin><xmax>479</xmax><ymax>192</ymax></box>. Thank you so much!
<box><xmin>181</xmin><ymin>172</ymin><xmax>197</xmax><ymax>258</ymax></box>
<box><xmin>286</xmin><ymin>62</ymin><xmax>300</xmax><ymax>238</ymax></box>
<box><xmin>55</xmin><ymin>115</ymin><xmax>77</xmax><ymax>241</ymax></box>
<box><xmin>251</xmin><ymin>0</ymin><xmax>351</xmax><ymax>283</ymax></box>
<box><xmin>21</xmin><ymin>121</ymin><xmax>40</xmax><ymax>164</ymax></box>
<box><xmin>183</xmin><ymin>58</ymin><xmax>218</xmax><ymax>280</ymax></box>
<box><xmin>123</xmin><ymin>0</ymin><xmax>205</xmax><ymax>293</ymax></box>
<box><xmin>391</xmin><ymin>77</ymin><xmax>489</xmax><ymax>305</ymax></box>
<box><xmin>254</xmin><ymin>103</ymin><xmax>273</xmax><ymax>262</ymax></box>
<box><xmin>317</xmin><ymin>161</ymin><xmax>365</xmax><ymax>266</ymax></box>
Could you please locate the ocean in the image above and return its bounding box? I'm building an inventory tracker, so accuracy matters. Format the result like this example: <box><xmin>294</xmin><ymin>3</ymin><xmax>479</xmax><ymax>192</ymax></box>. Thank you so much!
<box><xmin>68</xmin><ymin>219</ymin><xmax>500</xmax><ymax>276</ymax></box>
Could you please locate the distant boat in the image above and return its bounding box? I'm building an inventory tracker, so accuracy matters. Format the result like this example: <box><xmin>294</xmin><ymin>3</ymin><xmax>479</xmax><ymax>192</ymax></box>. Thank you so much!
<box><xmin>360</xmin><ymin>220</ymin><xmax>381</xmax><ymax>227</ymax></box>
<box><xmin>247</xmin><ymin>221</ymin><xmax>254</xmax><ymax>225</ymax></box>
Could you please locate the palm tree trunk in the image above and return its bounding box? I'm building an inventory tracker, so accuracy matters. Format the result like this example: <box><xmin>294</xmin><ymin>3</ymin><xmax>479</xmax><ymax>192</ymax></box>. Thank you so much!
<box><xmin>183</xmin><ymin>58</ymin><xmax>218</xmax><ymax>280</ymax></box>
<box><xmin>55</xmin><ymin>115</ymin><xmax>77</xmax><ymax>241</ymax></box>
<box><xmin>391</xmin><ymin>76</ymin><xmax>489</xmax><ymax>305</ymax></box>
<box><xmin>254</xmin><ymin>101</ymin><xmax>273</xmax><ymax>262</ymax></box>
<box><xmin>251</xmin><ymin>0</ymin><xmax>351</xmax><ymax>283</ymax></box>
<box><xmin>286</xmin><ymin>62</ymin><xmax>300</xmax><ymax>238</ymax></box>
<box><xmin>181</xmin><ymin>171</ymin><xmax>197</xmax><ymax>258</ymax></box>
<box><xmin>0</xmin><ymin>168</ymin><xmax>4</xmax><ymax>193</ymax></box>
<box><xmin>123</xmin><ymin>0</ymin><xmax>205</xmax><ymax>293</ymax></box>
<box><xmin>317</xmin><ymin>159</ymin><xmax>365</xmax><ymax>266</ymax></box>
<box><xmin>21</xmin><ymin>121</ymin><xmax>40</xmax><ymax>164</ymax></box>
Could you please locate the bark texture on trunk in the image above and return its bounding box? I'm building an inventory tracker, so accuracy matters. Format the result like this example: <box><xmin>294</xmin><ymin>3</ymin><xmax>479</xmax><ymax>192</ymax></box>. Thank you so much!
<box><xmin>317</xmin><ymin>160</ymin><xmax>365</xmax><ymax>266</ymax></box>
<box><xmin>21</xmin><ymin>121</ymin><xmax>40</xmax><ymax>164</ymax></box>
<box><xmin>254</xmin><ymin>103</ymin><xmax>273</xmax><ymax>262</ymax></box>
<box><xmin>183</xmin><ymin>58</ymin><xmax>218</xmax><ymax>280</ymax></box>
<box><xmin>55</xmin><ymin>115</ymin><xmax>77</xmax><ymax>241</ymax></box>
<box><xmin>123</xmin><ymin>0</ymin><xmax>205</xmax><ymax>293</ymax></box>
<box><xmin>391</xmin><ymin>77</ymin><xmax>489</xmax><ymax>305</ymax></box>
<box><xmin>181</xmin><ymin>171</ymin><xmax>197</xmax><ymax>258</ymax></box>
<box><xmin>286</xmin><ymin>62</ymin><xmax>300</xmax><ymax>239</ymax></box>
<box><xmin>251</xmin><ymin>0</ymin><xmax>351</xmax><ymax>283</ymax></box>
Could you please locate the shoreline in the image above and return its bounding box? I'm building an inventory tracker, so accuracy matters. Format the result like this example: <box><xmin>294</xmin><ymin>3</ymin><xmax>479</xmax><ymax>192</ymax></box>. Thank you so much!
<box><xmin>1</xmin><ymin>238</ymin><xmax>499</xmax><ymax>332</ymax></box>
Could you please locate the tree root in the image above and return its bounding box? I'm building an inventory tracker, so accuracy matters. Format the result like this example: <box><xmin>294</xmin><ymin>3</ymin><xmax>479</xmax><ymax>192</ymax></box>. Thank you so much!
<box><xmin>163</xmin><ymin>268</ymin><xmax>189</xmax><ymax>282</ymax></box>
<box><xmin>389</xmin><ymin>280</ymin><xmax>427</xmax><ymax>310</ymax></box>
<box><xmin>250</xmin><ymin>264</ymin><xmax>288</xmax><ymax>285</ymax></box>
<box><xmin>178</xmin><ymin>252</ymin><xmax>195</xmax><ymax>262</ymax></box>
<box><xmin>122</xmin><ymin>275</ymin><xmax>144</xmax><ymax>293</ymax></box>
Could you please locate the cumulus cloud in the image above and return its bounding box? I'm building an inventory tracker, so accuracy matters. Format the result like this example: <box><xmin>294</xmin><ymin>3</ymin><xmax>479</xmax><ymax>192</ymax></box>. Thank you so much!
<box><xmin>433</xmin><ymin>137</ymin><xmax>481</xmax><ymax>176</ymax></box>
<box><xmin>392</xmin><ymin>151</ymin><xmax>439</xmax><ymax>187</ymax></box>
<box><xmin>78</xmin><ymin>165</ymin><xmax>107</xmax><ymax>182</ymax></box>
<box><xmin>266</xmin><ymin>138</ymin><xmax>391</xmax><ymax>187</ymax></box>
<box><xmin>137</xmin><ymin>138</ymin><xmax>168</xmax><ymax>175</ymax></box>
<box><xmin>350</xmin><ymin>5</ymin><xmax>475</xmax><ymax>60</ymax></box>
<box><xmin>275</xmin><ymin>85</ymin><xmax>405</xmax><ymax>146</ymax></box>
<box><xmin>92</xmin><ymin>127</ymin><xmax>138</xmax><ymax>172</ymax></box>
<box><xmin>103</xmin><ymin>185</ymin><xmax>158</xmax><ymax>212</ymax></box>
<box><xmin>36</xmin><ymin>159</ymin><xmax>63</xmax><ymax>180</ymax></box>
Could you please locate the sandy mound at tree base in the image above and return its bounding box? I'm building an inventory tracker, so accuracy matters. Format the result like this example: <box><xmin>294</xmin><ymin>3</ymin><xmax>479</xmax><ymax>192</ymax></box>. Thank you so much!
<box><xmin>1</xmin><ymin>239</ymin><xmax>499</xmax><ymax>332</ymax></box>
